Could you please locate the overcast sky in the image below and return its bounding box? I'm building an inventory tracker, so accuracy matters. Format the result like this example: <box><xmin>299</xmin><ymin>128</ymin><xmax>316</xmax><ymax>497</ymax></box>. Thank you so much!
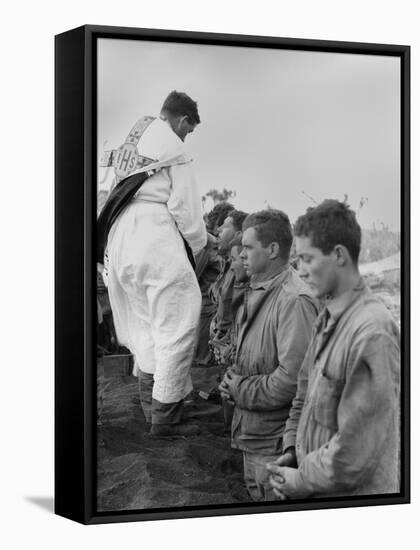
<box><xmin>97</xmin><ymin>38</ymin><xmax>400</xmax><ymax>230</ymax></box>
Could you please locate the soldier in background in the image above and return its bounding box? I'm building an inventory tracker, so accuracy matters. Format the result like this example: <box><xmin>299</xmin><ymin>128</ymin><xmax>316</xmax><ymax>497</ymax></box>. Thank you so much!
<box><xmin>210</xmin><ymin>209</ymin><xmax>248</xmax><ymax>346</ymax></box>
<box><xmin>212</xmin><ymin>235</ymin><xmax>249</xmax><ymax>432</ymax></box>
<box><xmin>192</xmin><ymin>202</ymin><xmax>235</xmax><ymax>368</ymax></box>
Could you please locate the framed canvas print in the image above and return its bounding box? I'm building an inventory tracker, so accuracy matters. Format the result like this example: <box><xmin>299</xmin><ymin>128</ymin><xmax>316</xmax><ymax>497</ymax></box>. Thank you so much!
<box><xmin>55</xmin><ymin>25</ymin><xmax>410</xmax><ymax>524</ymax></box>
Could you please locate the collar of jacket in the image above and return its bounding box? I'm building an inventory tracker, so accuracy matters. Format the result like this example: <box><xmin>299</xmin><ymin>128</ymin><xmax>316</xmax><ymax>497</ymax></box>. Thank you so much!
<box><xmin>325</xmin><ymin>277</ymin><xmax>366</xmax><ymax>327</ymax></box>
<box><xmin>249</xmin><ymin>264</ymin><xmax>290</xmax><ymax>291</ymax></box>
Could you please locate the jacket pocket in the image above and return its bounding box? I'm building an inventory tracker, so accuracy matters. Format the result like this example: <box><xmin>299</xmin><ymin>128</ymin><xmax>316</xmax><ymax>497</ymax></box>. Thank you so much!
<box><xmin>312</xmin><ymin>374</ymin><xmax>344</xmax><ymax>431</ymax></box>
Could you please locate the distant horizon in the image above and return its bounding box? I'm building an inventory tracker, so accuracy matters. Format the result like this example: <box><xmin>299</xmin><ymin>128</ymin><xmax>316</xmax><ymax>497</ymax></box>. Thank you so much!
<box><xmin>199</xmin><ymin>194</ymin><xmax>401</xmax><ymax>233</ymax></box>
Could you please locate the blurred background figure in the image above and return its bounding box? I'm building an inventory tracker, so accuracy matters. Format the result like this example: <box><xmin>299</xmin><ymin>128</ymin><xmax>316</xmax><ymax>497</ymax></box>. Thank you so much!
<box><xmin>192</xmin><ymin>202</ymin><xmax>235</xmax><ymax>368</ymax></box>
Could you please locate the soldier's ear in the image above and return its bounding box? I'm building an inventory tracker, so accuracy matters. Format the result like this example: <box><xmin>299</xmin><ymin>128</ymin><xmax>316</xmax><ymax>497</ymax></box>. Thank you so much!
<box><xmin>269</xmin><ymin>242</ymin><xmax>280</xmax><ymax>259</ymax></box>
<box><xmin>334</xmin><ymin>245</ymin><xmax>349</xmax><ymax>266</ymax></box>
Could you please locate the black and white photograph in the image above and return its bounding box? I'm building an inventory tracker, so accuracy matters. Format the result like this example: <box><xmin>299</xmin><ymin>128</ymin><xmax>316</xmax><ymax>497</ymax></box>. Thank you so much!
<box><xmin>4</xmin><ymin>0</ymin><xmax>419</xmax><ymax>546</ymax></box>
<box><xmin>94</xmin><ymin>31</ymin><xmax>406</xmax><ymax>515</ymax></box>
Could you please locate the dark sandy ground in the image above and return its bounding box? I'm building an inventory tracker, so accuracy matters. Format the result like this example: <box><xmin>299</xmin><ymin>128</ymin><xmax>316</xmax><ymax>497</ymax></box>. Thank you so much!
<box><xmin>97</xmin><ymin>364</ymin><xmax>251</xmax><ymax>511</ymax></box>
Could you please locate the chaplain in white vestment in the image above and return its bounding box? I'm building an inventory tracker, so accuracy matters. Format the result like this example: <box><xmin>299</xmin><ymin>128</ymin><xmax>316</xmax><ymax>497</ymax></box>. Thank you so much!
<box><xmin>106</xmin><ymin>91</ymin><xmax>207</xmax><ymax>437</ymax></box>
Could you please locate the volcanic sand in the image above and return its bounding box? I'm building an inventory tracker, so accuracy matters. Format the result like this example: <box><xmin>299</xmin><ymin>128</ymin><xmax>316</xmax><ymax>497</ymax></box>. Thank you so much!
<box><xmin>97</xmin><ymin>365</ymin><xmax>251</xmax><ymax>511</ymax></box>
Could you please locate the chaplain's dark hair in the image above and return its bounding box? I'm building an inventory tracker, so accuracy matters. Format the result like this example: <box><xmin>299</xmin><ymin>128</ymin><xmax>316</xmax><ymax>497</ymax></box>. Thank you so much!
<box><xmin>294</xmin><ymin>199</ymin><xmax>361</xmax><ymax>263</ymax></box>
<box><xmin>161</xmin><ymin>91</ymin><xmax>200</xmax><ymax>125</ymax></box>
<box><xmin>243</xmin><ymin>209</ymin><xmax>293</xmax><ymax>260</ymax></box>
<box><xmin>206</xmin><ymin>201</ymin><xmax>235</xmax><ymax>235</ymax></box>
<box><xmin>229</xmin><ymin>210</ymin><xmax>248</xmax><ymax>233</ymax></box>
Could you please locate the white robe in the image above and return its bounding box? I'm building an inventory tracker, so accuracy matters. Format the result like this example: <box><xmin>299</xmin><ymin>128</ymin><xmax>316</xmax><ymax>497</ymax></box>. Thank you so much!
<box><xmin>106</xmin><ymin>118</ymin><xmax>207</xmax><ymax>403</ymax></box>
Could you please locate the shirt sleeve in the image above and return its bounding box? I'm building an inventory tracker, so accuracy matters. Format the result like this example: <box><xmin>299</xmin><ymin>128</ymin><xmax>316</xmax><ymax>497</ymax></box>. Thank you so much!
<box><xmin>229</xmin><ymin>295</ymin><xmax>317</xmax><ymax>411</ymax></box>
<box><xmin>167</xmin><ymin>163</ymin><xmax>207</xmax><ymax>255</ymax></box>
<box><xmin>291</xmin><ymin>327</ymin><xmax>400</xmax><ymax>497</ymax></box>
<box><xmin>282</xmin><ymin>347</ymin><xmax>311</xmax><ymax>451</ymax></box>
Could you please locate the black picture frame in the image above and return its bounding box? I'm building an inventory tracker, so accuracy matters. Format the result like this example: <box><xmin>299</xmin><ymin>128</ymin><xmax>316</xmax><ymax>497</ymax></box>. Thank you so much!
<box><xmin>55</xmin><ymin>24</ymin><xmax>410</xmax><ymax>525</ymax></box>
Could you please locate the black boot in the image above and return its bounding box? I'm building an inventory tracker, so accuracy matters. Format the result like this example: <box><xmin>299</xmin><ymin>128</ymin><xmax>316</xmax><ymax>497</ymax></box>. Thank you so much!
<box><xmin>150</xmin><ymin>398</ymin><xmax>200</xmax><ymax>438</ymax></box>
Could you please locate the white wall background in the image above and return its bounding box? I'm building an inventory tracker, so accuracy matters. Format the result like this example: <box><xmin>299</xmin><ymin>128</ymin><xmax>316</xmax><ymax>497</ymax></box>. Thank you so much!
<box><xmin>1</xmin><ymin>1</ymin><xmax>417</xmax><ymax>549</ymax></box>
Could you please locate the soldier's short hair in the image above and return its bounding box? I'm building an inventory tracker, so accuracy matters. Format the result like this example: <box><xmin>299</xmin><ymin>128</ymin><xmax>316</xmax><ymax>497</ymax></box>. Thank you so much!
<box><xmin>243</xmin><ymin>209</ymin><xmax>293</xmax><ymax>260</ymax></box>
<box><xmin>294</xmin><ymin>199</ymin><xmax>361</xmax><ymax>263</ymax></box>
